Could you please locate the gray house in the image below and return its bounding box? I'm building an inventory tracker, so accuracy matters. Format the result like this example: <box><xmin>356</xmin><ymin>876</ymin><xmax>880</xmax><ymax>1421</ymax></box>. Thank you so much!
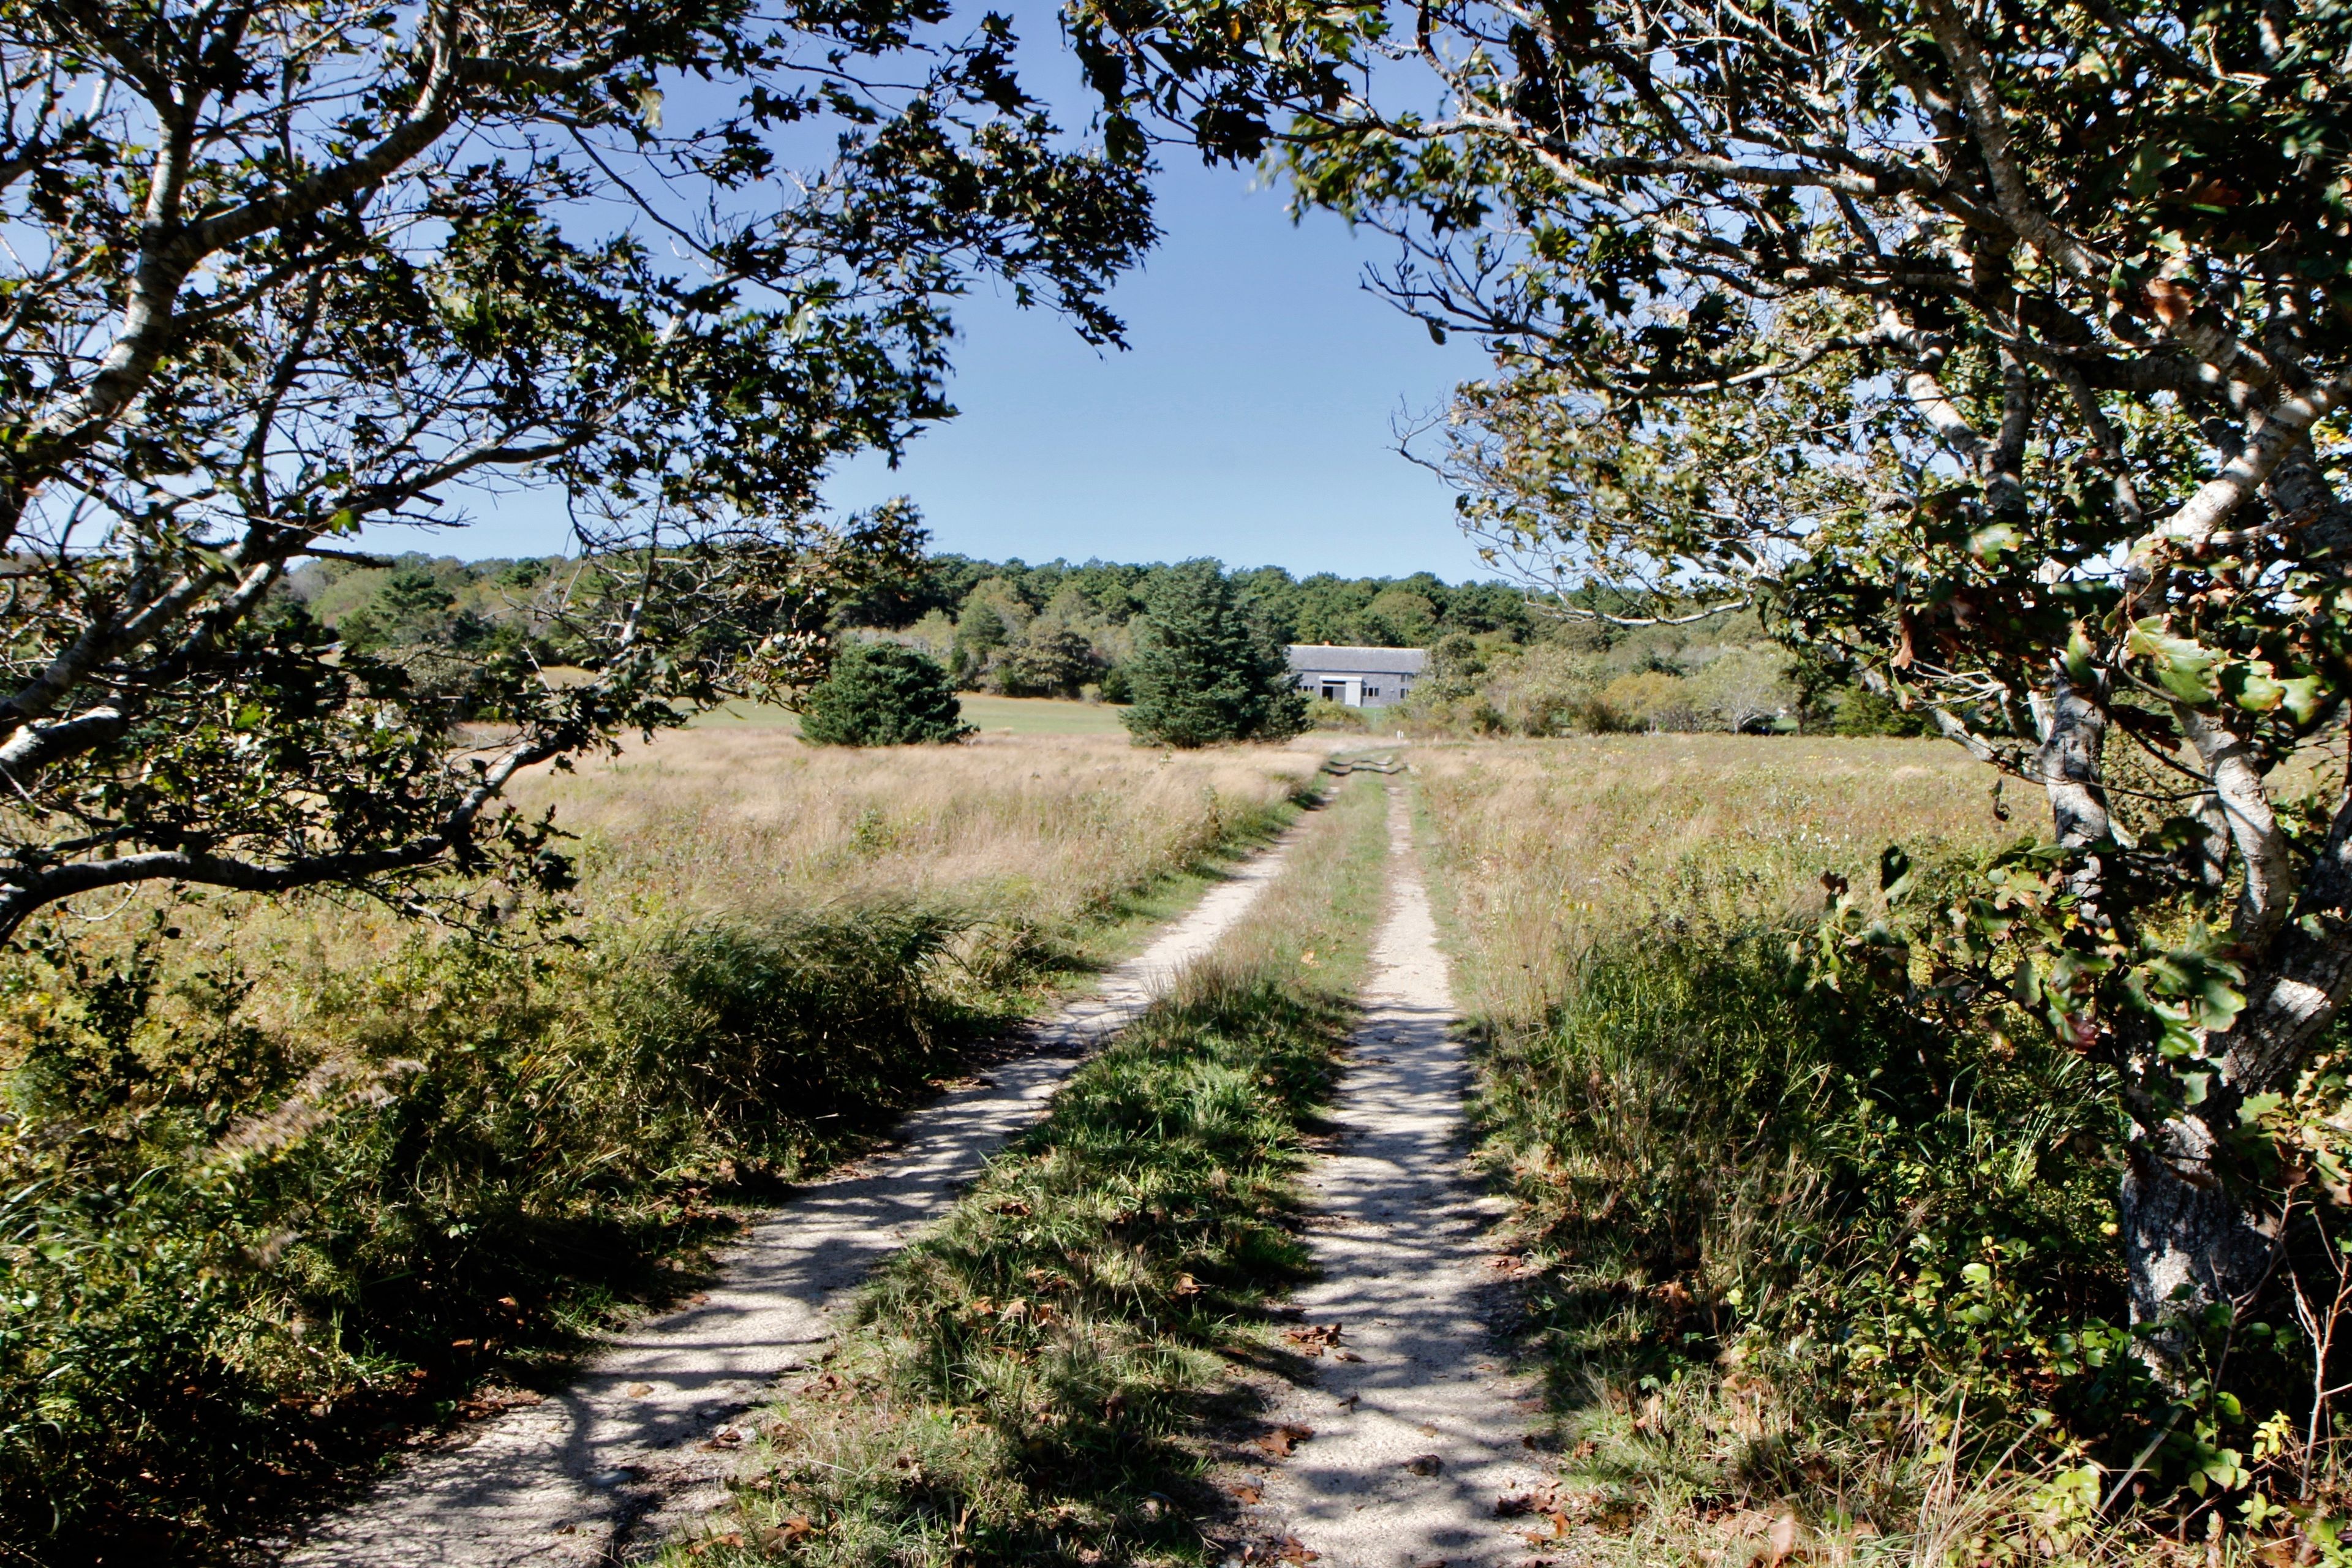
<box><xmin>1287</xmin><ymin>644</ymin><xmax>1427</xmax><ymax>708</ymax></box>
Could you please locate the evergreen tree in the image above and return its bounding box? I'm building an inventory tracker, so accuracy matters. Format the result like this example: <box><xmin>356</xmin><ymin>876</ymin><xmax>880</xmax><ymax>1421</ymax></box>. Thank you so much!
<box><xmin>800</xmin><ymin>643</ymin><xmax>974</xmax><ymax>747</ymax></box>
<box><xmin>1120</xmin><ymin>560</ymin><xmax>1308</xmax><ymax>747</ymax></box>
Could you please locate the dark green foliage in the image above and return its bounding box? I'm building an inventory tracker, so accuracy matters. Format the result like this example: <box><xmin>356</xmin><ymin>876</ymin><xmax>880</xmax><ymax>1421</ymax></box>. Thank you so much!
<box><xmin>994</xmin><ymin>624</ymin><xmax>1102</xmax><ymax>698</ymax></box>
<box><xmin>1120</xmin><ymin>561</ymin><xmax>1310</xmax><ymax>748</ymax></box>
<box><xmin>1478</xmin><ymin>921</ymin><xmax>2138</xmax><ymax>1526</ymax></box>
<box><xmin>849</xmin><ymin>554</ymin><xmax>1540</xmax><ymax>650</ymax></box>
<box><xmin>1828</xmin><ymin>687</ymin><xmax>1936</xmax><ymax>739</ymax></box>
<box><xmin>0</xmin><ymin>908</ymin><xmax>971</xmax><ymax>1559</ymax></box>
<box><xmin>799</xmin><ymin>643</ymin><xmax>974</xmax><ymax>747</ymax></box>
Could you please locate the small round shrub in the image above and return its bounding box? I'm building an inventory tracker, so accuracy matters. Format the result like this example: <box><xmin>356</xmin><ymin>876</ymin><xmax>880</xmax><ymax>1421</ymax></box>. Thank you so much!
<box><xmin>799</xmin><ymin>641</ymin><xmax>974</xmax><ymax>747</ymax></box>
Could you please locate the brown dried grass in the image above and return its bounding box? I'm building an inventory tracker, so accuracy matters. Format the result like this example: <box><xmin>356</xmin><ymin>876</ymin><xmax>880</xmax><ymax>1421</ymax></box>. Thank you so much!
<box><xmin>527</xmin><ymin>727</ymin><xmax>1334</xmax><ymax>929</ymax></box>
<box><xmin>1411</xmin><ymin>733</ymin><xmax>2005</xmax><ymax>1025</ymax></box>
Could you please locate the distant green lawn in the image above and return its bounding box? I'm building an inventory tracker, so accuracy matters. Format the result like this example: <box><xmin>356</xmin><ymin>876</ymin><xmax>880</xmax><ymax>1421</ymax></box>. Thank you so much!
<box><xmin>690</xmin><ymin>693</ymin><xmax>1131</xmax><ymax>737</ymax></box>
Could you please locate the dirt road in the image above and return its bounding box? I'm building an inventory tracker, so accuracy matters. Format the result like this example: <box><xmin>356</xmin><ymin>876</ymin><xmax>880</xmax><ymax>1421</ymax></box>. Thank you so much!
<box><xmin>284</xmin><ymin>826</ymin><xmax>1309</xmax><ymax>1568</ymax></box>
<box><xmin>1231</xmin><ymin>783</ymin><xmax>1546</xmax><ymax>1568</ymax></box>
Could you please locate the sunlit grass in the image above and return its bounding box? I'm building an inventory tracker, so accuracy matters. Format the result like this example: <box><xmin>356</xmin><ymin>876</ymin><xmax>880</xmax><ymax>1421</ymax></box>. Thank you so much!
<box><xmin>690</xmin><ymin>694</ymin><xmax>1134</xmax><ymax>736</ymax></box>
<box><xmin>1412</xmin><ymin>733</ymin><xmax>2002</xmax><ymax>1025</ymax></box>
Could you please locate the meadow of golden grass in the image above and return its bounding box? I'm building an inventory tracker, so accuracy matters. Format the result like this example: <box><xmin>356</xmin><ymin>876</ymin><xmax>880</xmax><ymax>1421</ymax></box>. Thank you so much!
<box><xmin>163</xmin><ymin>726</ymin><xmax>1332</xmax><ymax>1004</ymax></box>
<box><xmin>1413</xmin><ymin>733</ymin><xmax>2005</xmax><ymax>1024</ymax></box>
<box><xmin>525</xmin><ymin>727</ymin><xmax>1333</xmax><ymax>929</ymax></box>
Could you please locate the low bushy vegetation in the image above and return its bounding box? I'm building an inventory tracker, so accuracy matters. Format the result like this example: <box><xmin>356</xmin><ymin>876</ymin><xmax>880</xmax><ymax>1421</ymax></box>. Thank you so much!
<box><xmin>663</xmin><ymin>772</ymin><xmax>1392</xmax><ymax>1567</ymax></box>
<box><xmin>0</xmin><ymin>908</ymin><xmax>970</xmax><ymax>1554</ymax></box>
<box><xmin>1420</xmin><ymin>736</ymin><xmax>2352</xmax><ymax>1562</ymax></box>
<box><xmin>0</xmin><ymin>733</ymin><xmax>1313</xmax><ymax>1562</ymax></box>
<box><xmin>1398</xmin><ymin>622</ymin><xmax>1806</xmax><ymax>739</ymax></box>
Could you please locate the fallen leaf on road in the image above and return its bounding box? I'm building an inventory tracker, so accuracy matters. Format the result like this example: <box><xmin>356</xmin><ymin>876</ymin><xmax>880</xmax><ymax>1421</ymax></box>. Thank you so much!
<box><xmin>759</xmin><ymin>1516</ymin><xmax>817</xmax><ymax>1550</ymax></box>
<box><xmin>1251</xmin><ymin>1423</ymin><xmax>1316</xmax><ymax>1458</ymax></box>
<box><xmin>1282</xmin><ymin>1323</ymin><xmax>1344</xmax><ymax>1356</ymax></box>
<box><xmin>1228</xmin><ymin>1482</ymin><xmax>1263</xmax><ymax>1505</ymax></box>
<box><xmin>1272</xmin><ymin>1536</ymin><xmax>1318</xmax><ymax>1562</ymax></box>
<box><xmin>1767</xmin><ymin>1509</ymin><xmax>1806</xmax><ymax>1567</ymax></box>
<box><xmin>625</xmin><ymin>1382</ymin><xmax>654</xmax><ymax>1398</ymax></box>
<box><xmin>1404</xmin><ymin>1453</ymin><xmax>1443</xmax><ymax>1476</ymax></box>
<box><xmin>1334</xmin><ymin>1350</ymin><xmax>1364</xmax><ymax>1363</ymax></box>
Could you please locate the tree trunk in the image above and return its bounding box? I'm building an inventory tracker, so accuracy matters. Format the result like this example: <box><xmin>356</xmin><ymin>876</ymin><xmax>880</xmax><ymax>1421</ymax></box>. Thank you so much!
<box><xmin>2117</xmin><ymin>1118</ymin><xmax>2286</xmax><ymax>1370</ymax></box>
<box><xmin>2113</xmin><ymin>813</ymin><xmax>2352</xmax><ymax>1370</ymax></box>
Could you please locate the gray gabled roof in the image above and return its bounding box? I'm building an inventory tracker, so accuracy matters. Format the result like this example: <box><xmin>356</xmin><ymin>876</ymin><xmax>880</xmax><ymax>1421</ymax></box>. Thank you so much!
<box><xmin>1286</xmin><ymin>644</ymin><xmax>1428</xmax><ymax>676</ymax></box>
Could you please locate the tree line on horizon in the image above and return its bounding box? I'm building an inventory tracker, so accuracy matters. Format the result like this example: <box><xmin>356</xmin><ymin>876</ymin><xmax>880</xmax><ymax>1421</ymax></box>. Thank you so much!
<box><xmin>290</xmin><ymin>549</ymin><xmax>1920</xmax><ymax>739</ymax></box>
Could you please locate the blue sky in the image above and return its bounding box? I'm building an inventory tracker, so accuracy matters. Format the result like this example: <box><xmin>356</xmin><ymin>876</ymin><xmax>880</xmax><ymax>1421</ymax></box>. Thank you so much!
<box><xmin>818</xmin><ymin>161</ymin><xmax>1496</xmax><ymax>580</ymax></box>
<box><xmin>369</xmin><ymin>9</ymin><xmax>1497</xmax><ymax>581</ymax></box>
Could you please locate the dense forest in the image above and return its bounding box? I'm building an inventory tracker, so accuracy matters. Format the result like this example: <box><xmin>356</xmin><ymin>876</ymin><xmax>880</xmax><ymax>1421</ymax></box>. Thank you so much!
<box><xmin>286</xmin><ymin>552</ymin><xmax>1921</xmax><ymax>736</ymax></box>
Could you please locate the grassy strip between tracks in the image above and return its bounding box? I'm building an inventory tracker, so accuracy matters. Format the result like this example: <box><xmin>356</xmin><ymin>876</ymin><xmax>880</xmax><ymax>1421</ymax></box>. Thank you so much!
<box><xmin>665</xmin><ymin>770</ymin><xmax>1393</xmax><ymax>1568</ymax></box>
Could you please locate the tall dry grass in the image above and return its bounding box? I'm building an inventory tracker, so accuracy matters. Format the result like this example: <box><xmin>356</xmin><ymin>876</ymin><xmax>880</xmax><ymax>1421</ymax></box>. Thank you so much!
<box><xmin>156</xmin><ymin>728</ymin><xmax>1329</xmax><ymax>1007</ymax></box>
<box><xmin>529</xmin><ymin>728</ymin><xmax>1331</xmax><ymax>930</ymax></box>
<box><xmin>1412</xmin><ymin>733</ymin><xmax>2002</xmax><ymax>1022</ymax></box>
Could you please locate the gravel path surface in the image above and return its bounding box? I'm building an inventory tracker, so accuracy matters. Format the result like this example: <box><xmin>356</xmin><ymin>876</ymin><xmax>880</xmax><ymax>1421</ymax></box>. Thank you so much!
<box><xmin>282</xmin><ymin>826</ymin><xmax>1308</xmax><ymax>1568</ymax></box>
<box><xmin>1235</xmin><ymin>783</ymin><xmax>1545</xmax><ymax>1568</ymax></box>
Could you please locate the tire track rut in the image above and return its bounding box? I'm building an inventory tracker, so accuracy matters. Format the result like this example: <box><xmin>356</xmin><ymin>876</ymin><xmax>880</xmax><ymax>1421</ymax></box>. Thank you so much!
<box><xmin>1231</xmin><ymin>782</ymin><xmax>1544</xmax><ymax>1568</ymax></box>
<box><xmin>283</xmin><ymin>824</ymin><xmax>1310</xmax><ymax>1568</ymax></box>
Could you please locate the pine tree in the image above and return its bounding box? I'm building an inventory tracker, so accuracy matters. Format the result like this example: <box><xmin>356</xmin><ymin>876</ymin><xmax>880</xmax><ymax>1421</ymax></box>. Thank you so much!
<box><xmin>1120</xmin><ymin>560</ymin><xmax>1308</xmax><ymax>747</ymax></box>
<box><xmin>800</xmin><ymin>643</ymin><xmax>974</xmax><ymax>746</ymax></box>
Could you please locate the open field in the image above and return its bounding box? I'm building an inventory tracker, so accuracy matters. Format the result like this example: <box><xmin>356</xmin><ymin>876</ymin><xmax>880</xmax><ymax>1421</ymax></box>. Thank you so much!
<box><xmin>0</xmin><ymin>728</ymin><xmax>1330</xmax><ymax>1561</ymax></box>
<box><xmin>527</xmin><ymin>726</ymin><xmax>1332</xmax><ymax>934</ymax></box>
<box><xmin>691</xmin><ymin>693</ymin><xmax>1131</xmax><ymax>737</ymax></box>
<box><xmin>1413</xmin><ymin>734</ymin><xmax>2004</xmax><ymax>1022</ymax></box>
